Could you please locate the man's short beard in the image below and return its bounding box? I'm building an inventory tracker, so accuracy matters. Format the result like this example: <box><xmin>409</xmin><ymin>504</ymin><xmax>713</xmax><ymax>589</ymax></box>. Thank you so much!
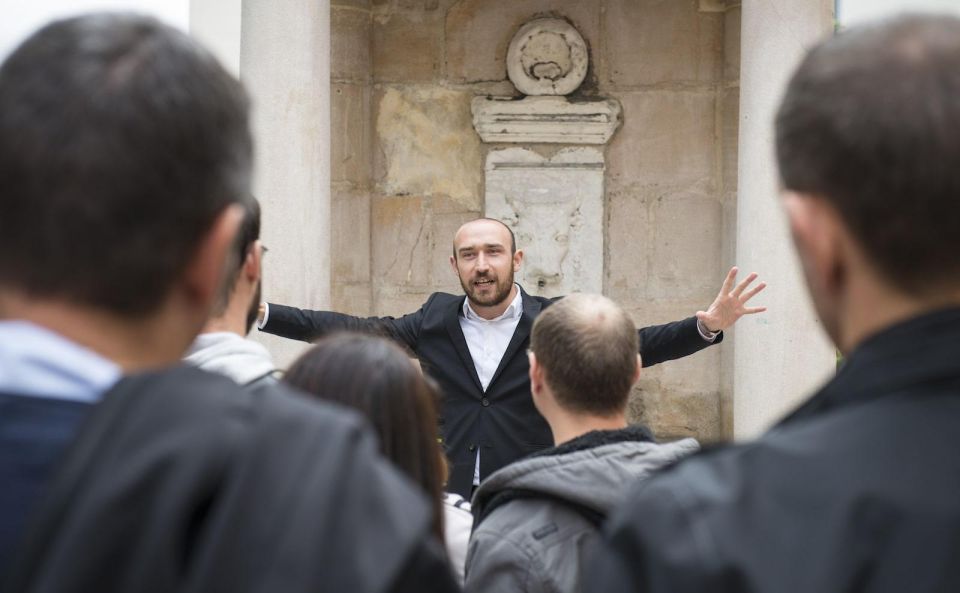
<box><xmin>460</xmin><ymin>268</ymin><xmax>515</xmax><ymax>308</ymax></box>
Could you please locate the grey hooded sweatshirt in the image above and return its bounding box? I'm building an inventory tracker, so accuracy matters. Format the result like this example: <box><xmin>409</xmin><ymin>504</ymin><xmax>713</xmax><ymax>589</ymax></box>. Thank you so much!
<box><xmin>183</xmin><ymin>332</ymin><xmax>278</xmax><ymax>386</ymax></box>
<box><xmin>464</xmin><ymin>426</ymin><xmax>699</xmax><ymax>593</ymax></box>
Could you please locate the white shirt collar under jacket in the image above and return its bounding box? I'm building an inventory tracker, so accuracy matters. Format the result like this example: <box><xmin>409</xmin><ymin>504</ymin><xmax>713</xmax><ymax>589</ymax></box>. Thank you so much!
<box><xmin>459</xmin><ymin>285</ymin><xmax>523</xmax><ymax>391</ymax></box>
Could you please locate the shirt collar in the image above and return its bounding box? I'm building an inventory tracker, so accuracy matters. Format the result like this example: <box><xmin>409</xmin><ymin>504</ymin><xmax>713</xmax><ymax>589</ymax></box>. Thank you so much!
<box><xmin>462</xmin><ymin>284</ymin><xmax>523</xmax><ymax>323</ymax></box>
<box><xmin>0</xmin><ymin>320</ymin><xmax>121</xmax><ymax>403</ymax></box>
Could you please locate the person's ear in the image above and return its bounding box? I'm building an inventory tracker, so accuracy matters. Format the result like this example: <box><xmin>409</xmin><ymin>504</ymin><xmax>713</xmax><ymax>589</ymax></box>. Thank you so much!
<box><xmin>783</xmin><ymin>192</ymin><xmax>845</xmax><ymax>296</ymax></box>
<box><xmin>528</xmin><ymin>350</ymin><xmax>543</xmax><ymax>396</ymax></box>
<box><xmin>181</xmin><ymin>204</ymin><xmax>244</xmax><ymax>311</ymax></box>
<box><xmin>244</xmin><ymin>239</ymin><xmax>262</xmax><ymax>283</ymax></box>
<box><xmin>513</xmin><ymin>248</ymin><xmax>524</xmax><ymax>272</ymax></box>
<box><xmin>631</xmin><ymin>354</ymin><xmax>642</xmax><ymax>386</ymax></box>
<box><xmin>450</xmin><ymin>253</ymin><xmax>459</xmax><ymax>275</ymax></box>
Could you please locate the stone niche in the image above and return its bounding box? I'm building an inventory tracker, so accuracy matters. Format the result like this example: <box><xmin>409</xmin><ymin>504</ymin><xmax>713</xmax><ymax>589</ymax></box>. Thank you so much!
<box><xmin>486</xmin><ymin>147</ymin><xmax>604</xmax><ymax>297</ymax></box>
<box><xmin>473</xmin><ymin>17</ymin><xmax>621</xmax><ymax>297</ymax></box>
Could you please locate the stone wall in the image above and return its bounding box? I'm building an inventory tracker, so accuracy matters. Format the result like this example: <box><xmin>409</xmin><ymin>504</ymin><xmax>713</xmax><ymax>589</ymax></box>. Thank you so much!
<box><xmin>329</xmin><ymin>0</ymin><xmax>742</xmax><ymax>442</ymax></box>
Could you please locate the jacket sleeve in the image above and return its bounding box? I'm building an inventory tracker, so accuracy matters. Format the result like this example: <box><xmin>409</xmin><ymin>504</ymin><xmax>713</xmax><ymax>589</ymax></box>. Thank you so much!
<box><xmin>463</xmin><ymin>530</ymin><xmax>545</xmax><ymax>593</ymax></box>
<box><xmin>260</xmin><ymin>296</ymin><xmax>435</xmax><ymax>352</ymax></box>
<box><xmin>637</xmin><ymin>316</ymin><xmax>722</xmax><ymax>368</ymax></box>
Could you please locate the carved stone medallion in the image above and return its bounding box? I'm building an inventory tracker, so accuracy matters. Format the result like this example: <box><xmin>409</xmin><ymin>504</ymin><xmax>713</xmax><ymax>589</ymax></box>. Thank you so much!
<box><xmin>506</xmin><ymin>18</ymin><xmax>588</xmax><ymax>96</ymax></box>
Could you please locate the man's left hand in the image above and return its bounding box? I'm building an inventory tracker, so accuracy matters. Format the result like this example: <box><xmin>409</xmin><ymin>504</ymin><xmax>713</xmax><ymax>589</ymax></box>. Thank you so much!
<box><xmin>697</xmin><ymin>267</ymin><xmax>767</xmax><ymax>333</ymax></box>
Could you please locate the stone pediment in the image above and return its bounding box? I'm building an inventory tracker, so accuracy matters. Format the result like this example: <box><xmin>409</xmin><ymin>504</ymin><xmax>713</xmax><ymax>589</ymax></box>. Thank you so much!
<box><xmin>471</xmin><ymin>95</ymin><xmax>622</xmax><ymax>145</ymax></box>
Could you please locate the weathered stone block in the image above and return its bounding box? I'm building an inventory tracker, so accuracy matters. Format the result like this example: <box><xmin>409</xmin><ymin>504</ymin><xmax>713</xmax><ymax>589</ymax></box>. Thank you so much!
<box><xmin>371</xmin><ymin>194</ymin><xmax>431</xmax><ymax>287</ymax></box>
<box><xmin>445</xmin><ymin>0</ymin><xmax>600</xmax><ymax>84</ymax></box>
<box><xmin>373</xmin><ymin>12</ymin><xmax>441</xmax><ymax>82</ymax></box>
<box><xmin>648</xmin><ymin>192</ymin><xmax>723</xmax><ymax>299</ymax></box>
<box><xmin>332</xmin><ymin>282</ymin><xmax>373</xmax><ymax>316</ymax></box>
<box><xmin>333</xmin><ymin>0</ymin><xmax>371</xmax><ymax>8</ymax></box>
<box><xmin>331</xmin><ymin>83</ymin><xmax>371</xmax><ymax>186</ymax></box>
<box><xmin>605</xmin><ymin>189</ymin><xmax>652</xmax><ymax>303</ymax></box>
<box><xmin>374</xmin><ymin>86</ymin><xmax>482</xmax><ymax>209</ymax></box>
<box><xmin>724</xmin><ymin>5</ymin><xmax>741</xmax><ymax>82</ymax></box>
<box><xmin>429</xmin><ymin>211</ymin><xmax>477</xmax><ymax>291</ymax></box>
<box><xmin>331</xmin><ymin>6</ymin><xmax>372</xmax><ymax>82</ymax></box>
<box><xmin>603</xmin><ymin>0</ymin><xmax>721</xmax><ymax>87</ymax></box>
<box><xmin>607</xmin><ymin>91</ymin><xmax>716</xmax><ymax>190</ymax></box>
<box><xmin>331</xmin><ymin>187</ymin><xmax>371</xmax><ymax>283</ymax></box>
<box><xmin>721</xmin><ymin>88</ymin><xmax>739</xmax><ymax>194</ymax></box>
<box><xmin>373</xmin><ymin>287</ymin><xmax>435</xmax><ymax>317</ymax></box>
<box><xmin>657</xmin><ymin>344</ymin><xmax>721</xmax><ymax>397</ymax></box>
<box><xmin>630</xmin><ymin>386</ymin><xmax>721</xmax><ymax>442</ymax></box>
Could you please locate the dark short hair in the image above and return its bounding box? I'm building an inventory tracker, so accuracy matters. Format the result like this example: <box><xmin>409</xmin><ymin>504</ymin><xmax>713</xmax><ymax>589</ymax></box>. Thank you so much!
<box><xmin>212</xmin><ymin>197</ymin><xmax>261</xmax><ymax>315</ymax></box>
<box><xmin>0</xmin><ymin>13</ymin><xmax>252</xmax><ymax>315</ymax></box>
<box><xmin>452</xmin><ymin>217</ymin><xmax>517</xmax><ymax>259</ymax></box>
<box><xmin>530</xmin><ymin>294</ymin><xmax>639</xmax><ymax>416</ymax></box>
<box><xmin>283</xmin><ymin>334</ymin><xmax>446</xmax><ymax>540</ymax></box>
<box><xmin>776</xmin><ymin>14</ymin><xmax>960</xmax><ymax>295</ymax></box>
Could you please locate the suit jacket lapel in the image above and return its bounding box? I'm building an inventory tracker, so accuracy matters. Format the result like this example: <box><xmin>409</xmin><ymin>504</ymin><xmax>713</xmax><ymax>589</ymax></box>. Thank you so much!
<box><xmin>444</xmin><ymin>296</ymin><xmax>485</xmax><ymax>395</ymax></box>
<box><xmin>487</xmin><ymin>287</ymin><xmax>542</xmax><ymax>391</ymax></box>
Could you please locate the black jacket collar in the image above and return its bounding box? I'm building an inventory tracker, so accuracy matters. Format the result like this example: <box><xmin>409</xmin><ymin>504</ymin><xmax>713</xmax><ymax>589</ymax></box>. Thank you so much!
<box><xmin>443</xmin><ymin>285</ymin><xmax>542</xmax><ymax>395</ymax></box>
<box><xmin>780</xmin><ymin>307</ymin><xmax>960</xmax><ymax>428</ymax></box>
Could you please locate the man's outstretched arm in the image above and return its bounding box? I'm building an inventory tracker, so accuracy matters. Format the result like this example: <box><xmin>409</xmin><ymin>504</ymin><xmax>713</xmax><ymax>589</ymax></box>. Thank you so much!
<box><xmin>256</xmin><ymin>298</ymin><xmax>433</xmax><ymax>352</ymax></box>
<box><xmin>638</xmin><ymin>267</ymin><xmax>766</xmax><ymax>367</ymax></box>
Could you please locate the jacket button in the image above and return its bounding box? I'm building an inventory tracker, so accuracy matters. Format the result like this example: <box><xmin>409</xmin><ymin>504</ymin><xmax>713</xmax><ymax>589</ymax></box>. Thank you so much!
<box><xmin>468</xmin><ymin>444</ymin><xmax>477</xmax><ymax>452</ymax></box>
<box><xmin>481</xmin><ymin>397</ymin><xmax>490</xmax><ymax>407</ymax></box>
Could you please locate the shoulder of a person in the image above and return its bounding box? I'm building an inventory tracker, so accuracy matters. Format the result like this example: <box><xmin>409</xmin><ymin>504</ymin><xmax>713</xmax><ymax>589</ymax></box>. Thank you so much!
<box><xmin>248</xmin><ymin>378</ymin><xmax>369</xmax><ymax>436</ymax></box>
<box><xmin>474</xmin><ymin>494</ymin><xmax>591</xmax><ymax>552</ymax></box>
<box><xmin>122</xmin><ymin>366</ymin><xmax>368</xmax><ymax>446</ymax></box>
<box><xmin>618</xmin><ymin>427</ymin><xmax>826</xmax><ymax>537</ymax></box>
<box><xmin>424</xmin><ymin>291</ymin><xmax>462</xmax><ymax>305</ymax></box>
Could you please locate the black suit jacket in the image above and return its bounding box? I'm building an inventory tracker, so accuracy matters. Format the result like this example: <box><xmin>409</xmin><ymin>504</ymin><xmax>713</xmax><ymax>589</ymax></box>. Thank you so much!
<box><xmin>263</xmin><ymin>287</ymin><xmax>721</xmax><ymax>496</ymax></box>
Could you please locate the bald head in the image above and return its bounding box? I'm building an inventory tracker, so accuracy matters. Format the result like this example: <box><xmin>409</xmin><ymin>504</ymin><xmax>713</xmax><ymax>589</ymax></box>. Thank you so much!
<box><xmin>452</xmin><ymin>218</ymin><xmax>515</xmax><ymax>260</ymax></box>
<box><xmin>530</xmin><ymin>294</ymin><xmax>640</xmax><ymax>415</ymax></box>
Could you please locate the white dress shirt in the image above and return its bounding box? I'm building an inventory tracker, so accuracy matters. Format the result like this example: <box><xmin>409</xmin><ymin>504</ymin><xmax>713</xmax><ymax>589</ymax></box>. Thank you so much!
<box><xmin>459</xmin><ymin>285</ymin><xmax>524</xmax><ymax>485</ymax></box>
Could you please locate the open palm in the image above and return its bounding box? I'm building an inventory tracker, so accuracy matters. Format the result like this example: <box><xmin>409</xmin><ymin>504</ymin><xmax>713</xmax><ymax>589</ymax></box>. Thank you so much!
<box><xmin>697</xmin><ymin>267</ymin><xmax>767</xmax><ymax>332</ymax></box>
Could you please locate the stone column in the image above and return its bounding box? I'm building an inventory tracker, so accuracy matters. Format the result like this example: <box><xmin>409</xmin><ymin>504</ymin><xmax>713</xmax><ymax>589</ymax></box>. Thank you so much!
<box><xmin>241</xmin><ymin>0</ymin><xmax>331</xmax><ymax>368</ymax></box>
<box><xmin>733</xmin><ymin>0</ymin><xmax>836</xmax><ymax>439</ymax></box>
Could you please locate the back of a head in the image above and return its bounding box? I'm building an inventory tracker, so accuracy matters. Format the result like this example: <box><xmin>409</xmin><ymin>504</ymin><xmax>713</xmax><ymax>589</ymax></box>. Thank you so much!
<box><xmin>776</xmin><ymin>14</ymin><xmax>960</xmax><ymax>297</ymax></box>
<box><xmin>211</xmin><ymin>197</ymin><xmax>262</xmax><ymax>319</ymax></box>
<box><xmin>531</xmin><ymin>294</ymin><xmax>639</xmax><ymax>416</ymax></box>
<box><xmin>283</xmin><ymin>334</ymin><xmax>446</xmax><ymax>536</ymax></box>
<box><xmin>0</xmin><ymin>13</ymin><xmax>252</xmax><ymax>316</ymax></box>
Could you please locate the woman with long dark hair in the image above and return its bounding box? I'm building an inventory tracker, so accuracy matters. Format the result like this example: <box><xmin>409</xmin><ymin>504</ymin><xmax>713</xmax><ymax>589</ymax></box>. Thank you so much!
<box><xmin>283</xmin><ymin>333</ymin><xmax>447</xmax><ymax>544</ymax></box>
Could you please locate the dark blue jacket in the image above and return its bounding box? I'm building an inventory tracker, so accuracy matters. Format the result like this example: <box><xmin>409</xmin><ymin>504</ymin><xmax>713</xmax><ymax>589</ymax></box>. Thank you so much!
<box><xmin>0</xmin><ymin>395</ymin><xmax>91</xmax><ymax>567</ymax></box>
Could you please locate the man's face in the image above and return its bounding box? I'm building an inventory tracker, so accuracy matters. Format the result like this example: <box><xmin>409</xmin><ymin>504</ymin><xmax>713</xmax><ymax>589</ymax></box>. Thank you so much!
<box><xmin>451</xmin><ymin>220</ymin><xmax>521</xmax><ymax>308</ymax></box>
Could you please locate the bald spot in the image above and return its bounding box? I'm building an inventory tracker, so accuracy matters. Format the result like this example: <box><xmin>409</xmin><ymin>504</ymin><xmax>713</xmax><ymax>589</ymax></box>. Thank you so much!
<box><xmin>530</xmin><ymin>293</ymin><xmax>640</xmax><ymax>415</ymax></box>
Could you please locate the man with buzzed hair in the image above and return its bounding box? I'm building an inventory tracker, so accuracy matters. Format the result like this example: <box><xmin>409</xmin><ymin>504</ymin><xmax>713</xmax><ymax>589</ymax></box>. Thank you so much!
<box><xmin>463</xmin><ymin>293</ymin><xmax>700</xmax><ymax>593</ymax></box>
<box><xmin>184</xmin><ymin>198</ymin><xmax>278</xmax><ymax>387</ymax></box>
<box><xmin>586</xmin><ymin>14</ymin><xmax>960</xmax><ymax>592</ymax></box>
<box><xmin>259</xmin><ymin>217</ymin><xmax>765</xmax><ymax>495</ymax></box>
